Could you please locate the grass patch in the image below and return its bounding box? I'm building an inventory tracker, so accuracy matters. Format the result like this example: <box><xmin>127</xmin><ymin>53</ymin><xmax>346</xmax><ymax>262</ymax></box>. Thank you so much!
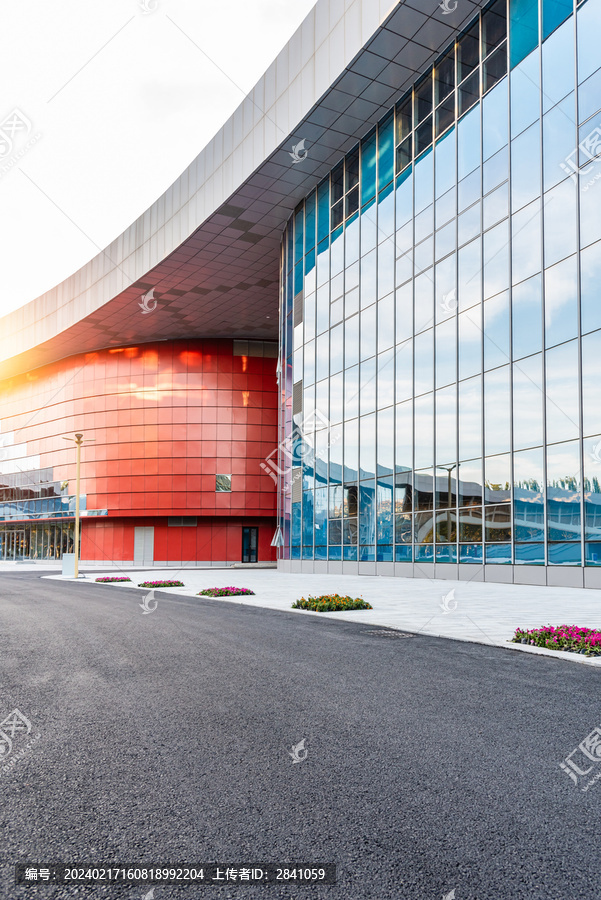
<box><xmin>512</xmin><ymin>625</ymin><xmax>601</xmax><ymax>656</ymax></box>
<box><xmin>198</xmin><ymin>587</ymin><xmax>255</xmax><ymax>597</ymax></box>
<box><xmin>292</xmin><ymin>594</ymin><xmax>373</xmax><ymax>612</ymax></box>
<box><xmin>95</xmin><ymin>576</ymin><xmax>131</xmax><ymax>583</ymax></box>
<box><xmin>138</xmin><ymin>580</ymin><xmax>185</xmax><ymax>588</ymax></box>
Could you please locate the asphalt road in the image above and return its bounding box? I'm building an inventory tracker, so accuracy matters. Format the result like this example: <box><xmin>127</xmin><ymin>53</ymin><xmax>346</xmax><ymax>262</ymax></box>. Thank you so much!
<box><xmin>0</xmin><ymin>572</ymin><xmax>599</xmax><ymax>900</ymax></box>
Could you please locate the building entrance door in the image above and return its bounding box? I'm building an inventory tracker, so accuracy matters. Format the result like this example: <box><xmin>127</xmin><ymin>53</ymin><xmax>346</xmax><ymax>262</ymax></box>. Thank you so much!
<box><xmin>242</xmin><ymin>527</ymin><xmax>258</xmax><ymax>563</ymax></box>
<box><xmin>5</xmin><ymin>531</ymin><xmax>26</xmax><ymax>560</ymax></box>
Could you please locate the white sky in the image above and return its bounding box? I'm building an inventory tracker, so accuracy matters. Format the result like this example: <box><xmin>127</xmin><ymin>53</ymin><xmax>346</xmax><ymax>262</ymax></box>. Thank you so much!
<box><xmin>0</xmin><ymin>0</ymin><xmax>316</xmax><ymax>317</ymax></box>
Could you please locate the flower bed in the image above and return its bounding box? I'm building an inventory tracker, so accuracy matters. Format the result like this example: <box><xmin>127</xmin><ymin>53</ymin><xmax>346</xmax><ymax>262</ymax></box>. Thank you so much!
<box><xmin>512</xmin><ymin>625</ymin><xmax>601</xmax><ymax>656</ymax></box>
<box><xmin>292</xmin><ymin>594</ymin><xmax>373</xmax><ymax>612</ymax></box>
<box><xmin>95</xmin><ymin>576</ymin><xmax>131</xmax><ymax>583</ymax></box>
<box><xmin>138</xmin><ymin>580</ymin><xmax>185</xmax><ymax>588</ymax></box>
<box><xmin>198</xmin><ymin>587</ymin><xmax>255</xmax><ymax>597</ymax></box>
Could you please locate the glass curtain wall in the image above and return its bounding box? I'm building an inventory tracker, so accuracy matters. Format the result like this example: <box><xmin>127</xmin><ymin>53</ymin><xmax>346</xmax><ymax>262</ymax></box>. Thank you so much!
<box><xmin>280</xmin><ymin>0</ymin><xmax>600</xmax><ymax>569</ymax></box>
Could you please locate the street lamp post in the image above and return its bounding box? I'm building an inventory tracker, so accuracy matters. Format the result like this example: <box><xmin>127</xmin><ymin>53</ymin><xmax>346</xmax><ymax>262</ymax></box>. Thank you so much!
<box><xmin>436</xmin><ymin>463</ymin><xmax>458</xmax><ymax>543</ymax></box>
<box><xmin>62</xmin><ymin>433</ymin><xmax>93</xmax><ymax>579</ymax></box>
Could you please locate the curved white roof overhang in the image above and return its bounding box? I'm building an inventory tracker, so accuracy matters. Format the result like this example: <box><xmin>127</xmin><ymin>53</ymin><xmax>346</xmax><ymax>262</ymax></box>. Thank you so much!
<box><xmin>0</xmin><ymin>0</ymin><xmax>486</xmax><ymax>380</ymax></box>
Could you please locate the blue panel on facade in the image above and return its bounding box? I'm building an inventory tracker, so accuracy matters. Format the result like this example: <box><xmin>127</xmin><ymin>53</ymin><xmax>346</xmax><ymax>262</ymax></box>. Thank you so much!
<box><xmin>509</xmin><ymin>0</ymin><xmax>539</xmax><ymax>68</ymax></box>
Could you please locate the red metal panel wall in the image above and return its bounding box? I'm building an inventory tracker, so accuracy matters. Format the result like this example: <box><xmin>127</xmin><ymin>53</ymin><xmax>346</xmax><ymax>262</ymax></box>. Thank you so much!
<box><xmin>0</xmin><ymin>339</ymin><xmax>277</xmax><ymax>562</ymax></box>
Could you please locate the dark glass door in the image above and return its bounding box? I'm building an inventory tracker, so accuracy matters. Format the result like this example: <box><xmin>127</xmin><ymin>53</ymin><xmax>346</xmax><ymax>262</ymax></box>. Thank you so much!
<box><xmin>242</xmin><ymin>527</ymin><xmax>258</xmax><ymax>563</ymax></box>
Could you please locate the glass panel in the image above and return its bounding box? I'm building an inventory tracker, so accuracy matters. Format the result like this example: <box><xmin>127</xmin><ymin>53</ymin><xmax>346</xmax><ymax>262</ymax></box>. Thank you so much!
<box><xmin>414</xmin><ymin>329</ymin><xmax>434</xmax><ymax>396</ymax></box>
<box><xmin>542</xmin><ymin>0</ymin><xmax>573</xmax><ymax>40</ymax></box>
<box><xmin>458</xmin><ymin>106</ymin><xmax>481</xmax><ymax>181</ymax></box>
<box><xmin>542</xmin><ymin>20</ymin><xmax>575</xmax><ymax>114</ymax></box>
<box><xmin>436</xmin><ymin>385</ymin><xmax>457</xmax><ymax>466</ymax></box>
<box><xmin>544</xmin><ymin>255</ymin><xmax>578</xmax><ymax>348</ymax></box>
<box><xmin>395</xmin><ymin>399</ymin><xmax>413</xmax><ymax>472</ymax></box>
<box><xmin>435</xmin><ymin>48</ymin><xmax>455</xmax><ymax>105</ymax></box>
<box><xmin>582</xmin><ymin>331</ymin><xmax>601</xmax><ymax>437</ymax></box>
<box><xmin>377</xmin><ymin>477</ymin><xmax>394</xmax><ymax>545</ymax></box>
<box><xmin>435</xmin><ymin>317</ymin><xmax>457</xmax><ymax>388</ymax></box>
<box><xmin>360</xmin><ymin>412</ymin><xmax>376</xmax><ymax>479</ymax></box>
<box><xmin>485</xmin><ymin>504</ymin><xmax>512</xmax><ymax>540</ymax></box>
<box><xmin>458</xmin><ymin>238</ymin><xmax>482</xmax><ymax>311</ymax></box>
<box><xmin>459</xmin><ymin>70</ymin><xmax>480</xmax><ymax>116</ymax></box>
<box><xmin>317</xmin><ymin>179</ymin><xmax>330</xmax><ymax>244</ymax></box>
<box><xmin>545</xmin><ymin>340</ymin><xmax>580</xmax><ymax>443</ymax></box>
<box><xmin>512</xmin><ymin>121</ymin><xmax>542</xmax><ymax>214</ymax></box>
<box><xmin>483</xmin><ymin>0</ymin><xmax>508</xmax><ymax>56</ymax></box>
<box><xmin>542</xmin><ymin>94</ymin><xmax>577</xmax><ymax>192</ymax></box>
<box><xmin>435</xmin><ymin>130</ymin><xmax>457</xmax><ymax>199</ymax></box>
<box><xmin>483</xmin><ymin>146</ymin><xmax>509</xmax><ymax>193</ymax></box>
<box><xmin>580</xmin><ymin>241</ymin><xmax>601</xmax><ymax>335</ymax></box>
<box><xmin>458</xmin><ymin>460</ymin><xmax>483</xmax><ymax>506</ymax></box>
<box><xmin>547</xmin><ymin>440</ymin><xmax>581</xmax><ymax>541</ymax></box>
<box><xmin>414</xmin><ymin>271</ymin><xmax>434</xmax><ymax>334</ymax></box>
<box><xmin>459</xmin><ymin>507</ymin><xmax>482</xmax><ymax>542</ymax></box>
<box><xmin>414</xmin><ymin>394</ymin><xmax>434</xmax><ymax>469</ymax></box>
<box><xmin>436</xmin><ymin>97</ymin><xmax>456</xmax><ymax>137</ymax></box>
<box><xmin>414</xmin><ymin>510</ymin><xmax>435</xmax><ymax>543</ymax></box>
<box><xmin>484</xmin><ymin>367</ymin><xmax>511</xmax><ymax>455</ymax></box>
<box><xmin>483</xmin><ymin>220</ymin><xmax>509</xmax><ymax>299</ymax></box>
<box><xmin>514</xmin><ymin>447</ymin><xmax>545</xmax><ymax>541</ymax></box>
<box><xmin>578</xmin><ymin>0</ymin><xmax>601</xmax><ymax>84</ymax></box>
<box><xmin>544</xmin><ymin>178</ymin><xmax>577</xmax><ymax>267</ymax></box>
<box><xmin>579</xmin><ymin>68</ymin><xmax>601</xmax><ymax>123</ymax></box>
<box><xmin>396</xmin><ymin>94</ymin><xmax>412</xmax><ymax>145</ymax></box>
<box><xmin>584</xmin><ymin>435</ymin><xmax>601</xmax><ymax>542</ymax></box>
<box><xmin>361</xmin><ymin>130</ymin><xmax>377</xmax><ymax>207</ymax></box>
<box><xmin>512</xmin><ymin>201</ymin><xmax>542</xmax><ymax>285</ymax></box>
<box><xmin>484</xmin><ymin>291</ymin><xmax>510</xmax><ymax>369</ymax></box>
<box><xmin>458</xmin><ymin>307</ymin><xmax>482</xmax><ymax>380</ymax></box>
<box><xmin>378</xmin><ymin>112</ymin><xmax>395</xmax><ymax>191</ymax></box>
<box><xmin>459</xmin><ymin>376</ymin><xmax>482</xmax><ymax>461</ymax></box>
<box><xmin>513</xmin><ymin>353</ymin><xmax>544</xmax><ymax>450</ymax></box>
<box><xmin>509</xmin><ymin>0</ymin><xmax>539</xmax><ymax>69</ymax></box>
<box><xmin>359</xmin><ymin>481</ymin><xmax>376</xmax><ymax>548</ymax></box>
<box><xmin>485</xmin><ymin>543</ymin><xmax>512</xmax><ymax>563</ymax></box>
<box><xmin>512</xmin><ymin>274</ymin><xmax>542</xmax><ymax>359</ymax></box>
<box><xmin>510</xmin><ymin>49</ymin><xmax>540</xmax><ymax>136</ymax></box>
<box><xmin>485</xmin><ymin>453</ymin><xmax>511</xmax><ymax>504</ymax></box>
<box><xmin>377</xmin><ymin>405</ymin><xmax>394</xmax><ymax>476</ymax></box>
<box><xmin>415</xmin><ymin>74</ymin><xmax>433</xmax><ymax>125</ymax></box>
<box><xmin>482</xmin><ymin>79</ymin><xmax>509</xmax><ymax>161</ymax></box>
<box><xmin>460</xmin><ymin>543</ymin><xmax>483</xmax><ymax>563</ymax></box>
<box><xmin>484</xmin><ymin>44</ymin><xmax>508</xmax><ymax>93</ymax></box>
<box><xmin>515</xmin><ymin>543</ymin><xmax>545</xmax><ymax>564</ymax></box>
<box><xmin>458</xmin><ymin>21</ymin><xmax>480</xmax><ymax>83</ymax></box>
<box><xmin>548</xmin><ymin>542</ymin><xmax>581</xmax><ymax>565</ymax></box>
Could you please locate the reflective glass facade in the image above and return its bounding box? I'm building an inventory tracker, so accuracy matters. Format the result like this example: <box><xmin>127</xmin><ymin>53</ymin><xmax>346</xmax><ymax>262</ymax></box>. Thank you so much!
<box><xmin>279</xmin><ymin>0</ymin><xmax>601</xmax><ymax>581</ymax></box>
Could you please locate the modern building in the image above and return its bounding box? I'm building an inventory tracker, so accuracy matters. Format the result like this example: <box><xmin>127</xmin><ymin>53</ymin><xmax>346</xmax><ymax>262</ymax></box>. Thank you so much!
<box><xmin>1</xmin><ymin>0</ymin><xmax>600</xmax><ymax>585</ymax></box>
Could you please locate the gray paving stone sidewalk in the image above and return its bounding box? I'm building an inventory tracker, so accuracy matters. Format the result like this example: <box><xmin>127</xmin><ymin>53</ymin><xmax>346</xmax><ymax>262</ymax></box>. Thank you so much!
<box><xmin>42</xmin><ymin>566</ymin><xmax>601</xmax><ymax>667</ymax></box>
